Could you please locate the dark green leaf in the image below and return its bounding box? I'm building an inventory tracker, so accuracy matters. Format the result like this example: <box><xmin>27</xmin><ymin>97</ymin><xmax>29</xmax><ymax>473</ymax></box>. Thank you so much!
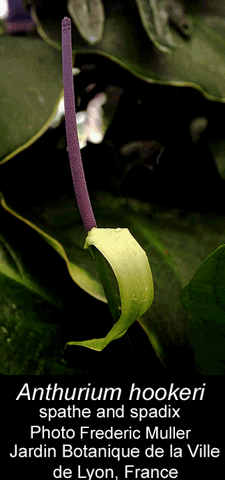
<box><xmin>0</xmin><ymin>207</ymin><xmax>77</xmax><ymax>374</ymax></box>
<box><xmin>180</xmin><ymin>246</ymin><xmax>225</xmax><ymax>375</ymax></box>
<box><xmin>0</xmin><ymin>33</ymin><xmax>63</xmax><ymax>164</ymax></box>
<box><xmin>32</xmin><ymin>0</ymin><xmax>225</xmax><ymax>100</ymax></box>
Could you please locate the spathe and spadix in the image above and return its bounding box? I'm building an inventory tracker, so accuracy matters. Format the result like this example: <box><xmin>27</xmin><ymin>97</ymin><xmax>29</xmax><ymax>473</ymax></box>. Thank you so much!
<box><xmin>62</xmin><ymin>17</ymin><xmax>154</xmax><ymax>351</ymax></box>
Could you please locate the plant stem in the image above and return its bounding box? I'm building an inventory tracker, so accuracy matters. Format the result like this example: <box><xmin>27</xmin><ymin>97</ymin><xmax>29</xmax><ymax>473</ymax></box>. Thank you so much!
<box><xmin>62</xmin><ymin>17</ymin><xmax>97</xmax><ymax>232</ymax></box>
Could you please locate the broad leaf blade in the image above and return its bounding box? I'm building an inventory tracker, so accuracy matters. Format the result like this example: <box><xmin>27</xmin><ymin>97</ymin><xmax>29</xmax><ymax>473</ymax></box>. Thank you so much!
<box><xmin>180</xmin><ymin>246</ymin><xmax>225</xmax><ymax>374</ymax></box>
<box><xmin>0</xmin><ymin>33</ymin><xmax>63</xmax><ymax>164</ymax></box>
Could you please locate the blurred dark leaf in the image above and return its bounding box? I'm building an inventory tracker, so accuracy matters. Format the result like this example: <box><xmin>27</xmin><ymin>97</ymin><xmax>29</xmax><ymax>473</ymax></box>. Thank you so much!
<box><xmin>168</xmin><ymin>0</ymin><xmax>192</xmax><ymax>37</ymax></box>
<box><xmin>31</xmin><ymin>0</ymin><xmax>225</xmax><ymax>100</ymax></box>
<box><xmin>0</xmin><ymin>206</ymin><xmax>77</xmax><ymax>374</ymax></box>
<box><xmin>135</xmin><ymin>0</ymin><xmax>174</xmax><ymax>52</ymax></box>
<box><xmin>68</xmin><ymin>0</ymin><xmax>105</xmax><ymax>45</ymax></box>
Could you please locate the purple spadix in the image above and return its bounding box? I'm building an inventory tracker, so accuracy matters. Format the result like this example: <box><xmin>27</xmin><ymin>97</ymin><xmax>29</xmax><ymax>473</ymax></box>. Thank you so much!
<box><xmin>62</xmin><ymin>16</ymin><xmax>97</xmax><ymax>232</ymax></box>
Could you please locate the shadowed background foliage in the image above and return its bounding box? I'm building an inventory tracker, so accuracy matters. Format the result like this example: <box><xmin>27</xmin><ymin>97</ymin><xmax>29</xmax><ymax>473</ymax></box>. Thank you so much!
<box><xmin>1</xmin><ymin>0</ymin><xmax>225</xmax><ymax>375</ymax></box>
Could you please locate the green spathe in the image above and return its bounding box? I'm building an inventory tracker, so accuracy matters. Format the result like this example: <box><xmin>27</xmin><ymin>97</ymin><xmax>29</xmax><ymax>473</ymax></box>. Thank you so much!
<box><xmin>67</xmin><ymin>227</ymin><xmax>154</xmax><ymax>351</ymax></box>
